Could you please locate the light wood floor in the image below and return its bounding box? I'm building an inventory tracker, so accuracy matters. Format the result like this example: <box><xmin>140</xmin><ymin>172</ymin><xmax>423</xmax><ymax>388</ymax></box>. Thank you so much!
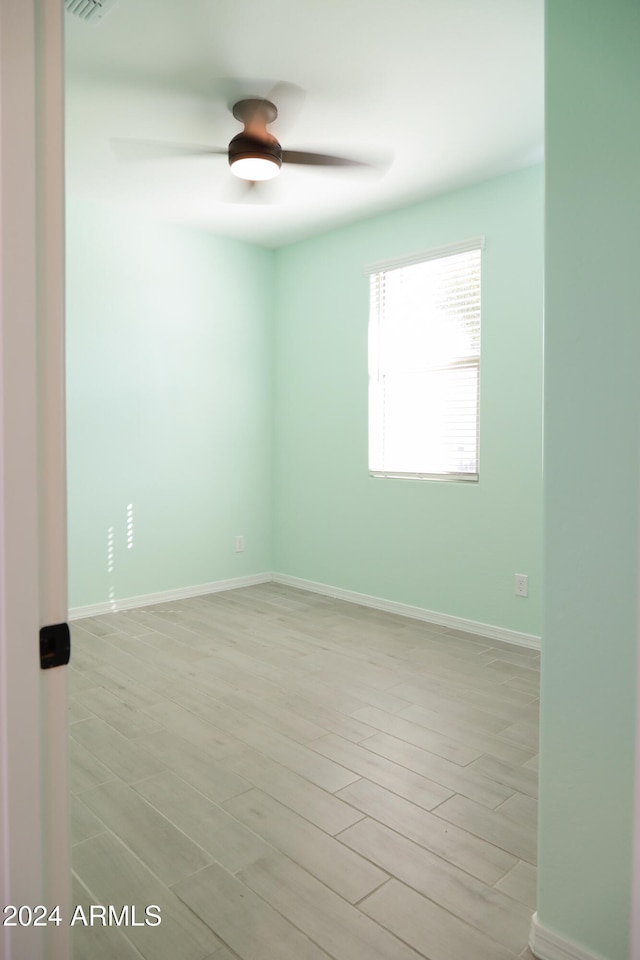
<box><xmin>69</xmin><ymin>582</ymin><xmax>539</xmax><ymax>960</ymax></box>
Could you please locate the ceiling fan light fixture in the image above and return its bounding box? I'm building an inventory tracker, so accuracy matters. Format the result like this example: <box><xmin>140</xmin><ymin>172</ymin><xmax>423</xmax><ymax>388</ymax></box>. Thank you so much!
<box><xmin>230</xmin><ymin>156</ymin><xmax>281</xmax><ymax>181</ymax></box>
<box><xmin>228</xmin><ymin>132</ymin><xmax>282</xmax><ymax>181</ymax></box>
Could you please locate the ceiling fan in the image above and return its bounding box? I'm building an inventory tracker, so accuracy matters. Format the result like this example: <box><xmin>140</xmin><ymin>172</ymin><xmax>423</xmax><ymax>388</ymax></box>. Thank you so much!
<box><xmin>112</xmin><ymin>92</ymin><xmax>382</xmax><ymax>198</ymax></box>
<box><xmin>225</xmin><ymin>97</ymin><xmax>369</xmax><ymax>181</ymax></box>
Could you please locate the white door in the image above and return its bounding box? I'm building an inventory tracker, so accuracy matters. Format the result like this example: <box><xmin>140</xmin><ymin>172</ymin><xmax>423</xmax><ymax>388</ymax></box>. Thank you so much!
<box><xmin>0</xmin><ymin>2</ymin><xmax>68</xmax><ymax>959</ymax></box>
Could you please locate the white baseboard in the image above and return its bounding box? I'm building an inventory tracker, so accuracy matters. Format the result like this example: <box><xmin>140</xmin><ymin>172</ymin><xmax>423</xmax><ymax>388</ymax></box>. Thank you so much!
<box><xmin>68</xmin><ymin>573</ymin><xmax>273</xmax><ymax>620</ymax></box>
<box><xmin>69</xmin><ymin>570</ymin><xmax>540</xmax><ymax>650</ymax></box>
<box><xmin>529</xmin><ymin>913</ymin><xmax>609</xmax><ymax>960</ymax></box>
<box><xmin>272</xmin><ymin>573</ymin><xmax>540</xmax><ymax>650</ymax></box>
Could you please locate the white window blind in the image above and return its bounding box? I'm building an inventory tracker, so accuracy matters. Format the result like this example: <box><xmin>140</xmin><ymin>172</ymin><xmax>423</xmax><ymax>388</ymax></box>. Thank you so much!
<box><xmin>368</xmin><ymin>241</ymin><xmax>482</xmax><ymax>481</ymax></box>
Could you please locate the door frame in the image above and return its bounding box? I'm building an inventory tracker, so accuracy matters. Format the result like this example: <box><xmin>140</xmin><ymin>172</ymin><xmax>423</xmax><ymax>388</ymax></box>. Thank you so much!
<box><xmin>0</xmin><ymin>2</ymin><xmax>68</xmax><ymax>958</ymax></box>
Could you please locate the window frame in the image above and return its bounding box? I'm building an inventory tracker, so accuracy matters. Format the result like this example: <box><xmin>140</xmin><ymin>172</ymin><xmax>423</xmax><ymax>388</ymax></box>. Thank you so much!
<box><xmin>366</xmin><ymin>237</ymin><xmax>483</xmax><ymax>483</ymax></box>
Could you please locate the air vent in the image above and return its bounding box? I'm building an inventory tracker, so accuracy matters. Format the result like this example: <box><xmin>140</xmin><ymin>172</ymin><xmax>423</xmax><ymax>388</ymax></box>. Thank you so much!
<box><xmin>65</xmin><ymin>0</ymin><xmax>121</xmax><ymax>23</ymax></box>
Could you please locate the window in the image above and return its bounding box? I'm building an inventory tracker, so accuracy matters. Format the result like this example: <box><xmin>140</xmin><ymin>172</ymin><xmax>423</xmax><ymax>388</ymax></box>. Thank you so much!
<box><xmin>367</xmin><ymin>238</ymin><xmax>482</xmax><ymax>481</ymax></box>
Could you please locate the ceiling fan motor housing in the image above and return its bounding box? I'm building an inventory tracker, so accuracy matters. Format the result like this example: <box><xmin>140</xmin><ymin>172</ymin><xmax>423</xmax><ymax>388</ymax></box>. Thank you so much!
<box><xmin>228</xmin><ymin>132</ymin><xmax>283</xmax><ymax>170</ymax></box>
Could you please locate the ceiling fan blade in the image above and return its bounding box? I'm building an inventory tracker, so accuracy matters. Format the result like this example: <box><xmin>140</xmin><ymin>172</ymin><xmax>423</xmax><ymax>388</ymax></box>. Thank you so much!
<box><xmin>264</xmin><ymin>81</ymin><xmax>306</xmax><ymax>135</ymax></box>
<box><xmin>281</xmin><ymin>149</ymin><xmax>371</xmax><ymax>168</ymax></box>
<box><xmin>111</xmin><ymin>138</ymin><xmax>227</xmax><ymax>162</ymax></box>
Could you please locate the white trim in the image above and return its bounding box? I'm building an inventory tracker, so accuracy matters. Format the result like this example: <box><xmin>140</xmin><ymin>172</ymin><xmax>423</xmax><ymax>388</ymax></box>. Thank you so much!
<box><xmin>36</xmin><ymin>4</ymin><xmax>70</xmax><ymax>959</ymax></box>
<box><xmin>0</xmin><ymin>3</ymin><xmax>56</xmax><ymax>958</ymax></box>
<box><xmin>272</xmin><ymin>573</ymin><xmax>540</xmax><ymax>650</ymax></box>
<box><xmin>369</xmin><ymin>470</ymin><xmax>479</xmax><ymax>483</ymax></box>
<box><xmin>69</xmin><ymin>571</ymin><xmax>540</xmax><ymax>649</ymax></box>
<box><xmin>364</xmin><ymin>235</ymin><xmax>484</xmax><ymax>275</ymax></box>
<box><xmin>69</xmin><ymin>573</ymin><xmax>273</xmax><ymax>620</ymax></box>
<box><xmin>529</xmin><ymin>913</ymin><xmax>609</xmax><ymax>960</ymax></box>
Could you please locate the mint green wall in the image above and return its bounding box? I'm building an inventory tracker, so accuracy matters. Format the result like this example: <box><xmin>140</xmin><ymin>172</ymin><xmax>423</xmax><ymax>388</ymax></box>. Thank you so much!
<box><xmin>273</xmin><ymin>166</ymin><xmax>543</xmax><ymax>636</ymax></box>
<box><xmin>66</xmin><ymin>199</ymin><xmax>274</xmax><ymax>608</ymax></box>
<box><xmin>67</xmin><ymin>168</ymin><xmax>543</xmax><ymax>638</ymax></box>
<box><xmin>538</xmin><ymin>3</ymin><xmax>640</xmax><ymax>957</ymax></box>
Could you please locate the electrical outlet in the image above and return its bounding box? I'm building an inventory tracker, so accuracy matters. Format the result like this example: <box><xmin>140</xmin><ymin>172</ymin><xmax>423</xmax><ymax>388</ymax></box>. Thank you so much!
<box><xmin>515</xmin><ymin>573</ymin><xmax>529</xmax><ymax>598</ymax></box>
<box><xmin>235</xmin><ymin>535</ymin><xmax>245</xmax><ymax>553</ymax></box>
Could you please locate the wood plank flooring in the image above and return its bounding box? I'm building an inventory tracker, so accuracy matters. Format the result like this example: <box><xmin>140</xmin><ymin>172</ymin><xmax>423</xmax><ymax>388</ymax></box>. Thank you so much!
<box><xmin>69</xmin><ymin>583</ymin><xmax>539</xmax><ymax>960</ymax></box>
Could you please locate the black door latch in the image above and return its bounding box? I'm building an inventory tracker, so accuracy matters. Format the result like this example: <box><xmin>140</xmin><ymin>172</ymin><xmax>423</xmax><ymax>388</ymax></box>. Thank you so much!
<box><xmin>40</xmin><ymin>622</ymin><xmax>71</xmax><ymax>669</ymax></box>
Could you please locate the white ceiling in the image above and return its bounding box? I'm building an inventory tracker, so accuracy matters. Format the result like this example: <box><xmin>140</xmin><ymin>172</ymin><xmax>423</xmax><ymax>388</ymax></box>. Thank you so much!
<box><xmin>65</xmin><ymin>0</ymin><xmax>543</xmax><ymax>248</ymax></box>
